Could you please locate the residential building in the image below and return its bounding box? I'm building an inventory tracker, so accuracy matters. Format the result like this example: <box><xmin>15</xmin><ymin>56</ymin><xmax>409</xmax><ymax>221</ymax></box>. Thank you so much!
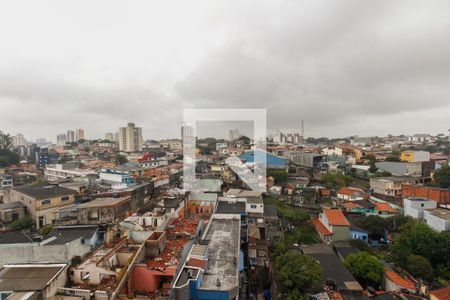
<box><xmin>0</xmin><ymin>264</ymin><xmax>68</xmax><ymax>299</ymax></box>
<box><xmin>0</xmin><ymin>201</ymin><xmax>25</xmax><ymax>223</ymax></box>
<box><xmin>172</xmin><ymin>214</ymin><xmax>241</xmax><ymax>300</ymax></box>
<box><xmin>313</xmin><ymin>208</ymin><xmax>350</xmax><ymax>242</ymax></box>
<box><xmin>430</xmin><ymin>286</ymin><xmax>450</xmax><ymax>300</ymax></box>
<box><xmin>400</xmin><ymin>150</ymin><xmax>430</xmax><ymax>162</ymax></box>
<box><xmin>13</xmin><ymin>133</ymin><xmax>26</xmax><ymax>147</ymax></box>
<box><xmin>370</xmin><ymin>177</ymin><xmax>423</xmax><ymax>198</ymax></box>
<box><xmin>229</xmin><ymin>128</ymin><xmax>240</xmax><ymax>141</ymax></box>
<box><xmin>375</xmin><ymin>161</ymin><xmax>435</xmax><ymax>177</ymax></box>
<box><xmin>76</xmin><ymin>196</ymin><xmax>132</xmax><ymax>225</ymax></box>
<box><xmin>0</xmin><ymin>173</ymin><xmax>13</xmax><ymax>189</ymax></box>
<box><xmin>68</xmin><ymin>237</ymin><xmax>143</xmax><ymax>299</ymax></box>
<box><xmin>423</xmin><ymin>208</ymin><xmax>450</xmax><ymax>232</ymax></box>
<box><xmin>300</xmin><ymin>244</ymin><xmax>363</xmax><ymax>294</ymax></box>
<box><xmin>5</xmin><ymin>185</ymin><xmax>78</xmax><ymax>229</ymax></box>
<box><xmin>118</xmin><ymin>122</ymin><xmax>143</xmax><ymax>152</ymax></box>
<box><xmin>67</xmin><ymin>130</ymin><xmax>75</xmax><ymax>143</ymax></box>
<box><xmin>75</xmin><ymin>128</ymin><xmax>85</xmax><ymax>141</ymax></box>
<box><xmin>403</xmin><ymin>197</ymin><xmax>437</xmax><ymax>219</ymax></box>
<box><xmin>0</xmin><ymin>226</ymin><xmax>99</xmax><ymax>267</ymax></box>
<box><xmin>383</xmin><ymin>269</ymin><xmax>416</xmax><ymax>294</ymax></box>
<box><xmin>337</xmin><ymin>187</ymin><xmax>365</xmax><ymax>201</ymax></box>
<box><xmin>44</xmin><ymin>163</ymin><xmax>97</xmax><ymax>183</ymax></box>
<box><xmin>340</xmin><ymin>200</ymin><xmax>376</xmax><ymax>214</ymax></box>
<box><xmin>56</xmin><ymin>133</ymin><xmax>67</xmax><ymax>146</ymax></box>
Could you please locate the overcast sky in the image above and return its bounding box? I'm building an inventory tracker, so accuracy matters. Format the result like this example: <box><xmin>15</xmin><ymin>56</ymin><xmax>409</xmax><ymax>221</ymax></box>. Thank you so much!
<box><xmin>1</xmin><ymin>0</ymin><xmax>449</xmax><ymax>141</ymax></box>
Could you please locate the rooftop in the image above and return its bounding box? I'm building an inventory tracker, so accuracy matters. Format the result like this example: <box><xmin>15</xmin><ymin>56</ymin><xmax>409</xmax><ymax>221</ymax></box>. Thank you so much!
<box><xmin>78</xmin><ymin>196</ymin><xmax>131</xmax><ymax>208</ymax></box>
<box><xmin>312</xmin><ymin>218</ymin><xmax>332</xmax><ymax>236</ymax></box>
<box><xmin>385</xmin><ymin>270</ymin><xmax>415</xmax><ymax>290</ymax></box>
<box><xmin>199</xmin><ymin>215</ymin><xmax>240</xmax><ymax>291</ymax></box>
<box><xmin>300</xmin><ymin>244</ymin><xmax>363</xmax><ymax>292</ymax></box>
<box><xmin>0</xmin><ymin>264</ymin><xmax>67</xmax><ymax>291</ymax></box>
<box><xmin>0</xmin><ymin>201</ymin><xmax>26</xmax><ymax>210</ymax></box>
<box><xmin>11</xmin><ymin>185</ymin><xmax>77</xmax><ymax>200</ymax></box>
<box><xmin>425</xmin><ymin>208</ymin><xmax>450</xmax><ymax>220</ymax></box>
<box><xmin>215</xmin><ymin>200</ymin><xmax>246</xmax><ymax>214</ymax></box>
<box><xmin>43</xmin><ymin>226</ymin><xmax>98</xmax><ymax>245</ymax></box>
<box><xmin>430</xmin><ymin>286</ymin><xmax>450</xmax><ymax>300</ymax></box>
<box><xmin>324</xmin><ymin>209</ymin><xmax>350</xmax><ymax>226</ymax></box>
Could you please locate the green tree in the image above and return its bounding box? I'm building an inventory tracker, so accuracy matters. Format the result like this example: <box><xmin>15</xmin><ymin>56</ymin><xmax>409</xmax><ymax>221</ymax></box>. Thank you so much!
<box><xmin>268</xmin><ymin>169</ymin><xmax>288</xmax><ymax>184</ymax></box>
<box><xmin>11</xmin><ymin>216</ymin><xmax>33</xmax><ymax>230</ymax></box>
<box><xmin>434</xmin><ymin>165</ymin><xmax>450</xmax><ymax>188</ymax></box>
<box><xmin>115</xmin><ymin>154</ymin><xmax>128</xmax><ymax>166</ymax></box>
<box><xmin>276</xmin><ymin>252</ymin><xmax>324</xmax><ymax>296</ymax></box>
<box><xmin>406</xmin><ymin>255</ymin><xmax>434</xmax><ymax>281</ymax></box>
<box><xmin>345</xmin><ymin>252</ymin><xmax>384</xmax><ymax>287</ymax></box>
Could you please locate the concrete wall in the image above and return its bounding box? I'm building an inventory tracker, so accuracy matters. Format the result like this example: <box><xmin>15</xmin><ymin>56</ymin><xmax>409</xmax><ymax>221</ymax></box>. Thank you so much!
<box><xmin>403</xmin><ymin>198</ymin><xmax>436</xmax><ymax>219</ymax></box>
<box><xmin>424</xmin><ymin>211</ymin><xmax>450</xmax><ymax>232</ymax></box>
<box><xmin>0</xmin><ymin>239</ymin><xmax>92</xmax><ymax>267</ymax></box>
<box><xmin>331</xmin><ymin>225</ymin><xmax>350</xmax><ymax>242</ymax></box>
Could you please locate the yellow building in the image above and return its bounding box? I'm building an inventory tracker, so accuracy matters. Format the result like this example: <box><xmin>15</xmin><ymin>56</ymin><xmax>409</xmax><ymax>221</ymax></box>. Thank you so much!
<box><xmin>400</xmin><ymin>150</ymin><xmax>430</xmax><ymax>162</ymax></box>
<box><xmin>5</xmin><ymin>185</ymin><xmax>77</xmax><ymax>229</ymax></box>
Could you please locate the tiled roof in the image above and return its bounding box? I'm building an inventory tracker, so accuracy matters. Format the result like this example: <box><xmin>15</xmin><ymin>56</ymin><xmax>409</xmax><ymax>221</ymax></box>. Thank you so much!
<box><xmin>337</xmin><ymin>187</ymin><xmax>364</xmax><ymax>197</ymax></box>
<box><xmin>311</xmin><ymin>219</ymin><xmax>332</xmax><ymax>236</ymax></box>
<box><xmin>323</xmin><ymin>209</ymin><xmax>350</xmax><ymax>226</ymax></box>
<box><xmin>385</xmin><ymin>270</ymin><xmax>415</xmax><ymax>290</ymax></box>
<box><xmin>430</xmin><ymin>286</ymin><xmax>450</xmax><ymax>300</ymax></box>
<box><xmin>341</xmin><ymin>202</ymin><xmax>360</xmax><ymax>210</ymax></box>
<box><xmin>375</xmin><ymin>202</ymin><xmax>398</xmax><ymax>213</ymax></box>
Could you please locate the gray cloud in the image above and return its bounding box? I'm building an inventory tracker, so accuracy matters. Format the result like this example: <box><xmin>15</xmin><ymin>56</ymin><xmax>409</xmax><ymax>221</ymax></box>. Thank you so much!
<box><xmin>0</xmin><ymin>0</ymin><xmax>449</xmax><ymax>141</ymax></box>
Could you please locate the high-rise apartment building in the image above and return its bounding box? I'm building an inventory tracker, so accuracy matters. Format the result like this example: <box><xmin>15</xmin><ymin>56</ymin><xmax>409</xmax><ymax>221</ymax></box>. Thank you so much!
<box><xmin>229</xmin><ymin>129</ymin><xmax>240</xmax><ymax>141</ymax></box>
<box><xmin>181</xmin><ymin>124</ymin><xmax>194</xmax><ymax>141</ymax></box>
<box><xmin>13</xmin><ymin>133</ymin><xmax>27</xmax><ymax>147</ymax></box>
<box><xmin>67</xmin><ymin>130</ymin><xmax>75</xmax><ymax>143</ymax></box>
<box><xmin>75</xmin><ymin>129</ymin><xmax>85</xmax><ymax>141</ymax></box>
<box><xmin>118</xmin><ymin>122</ymin><xmax>143</xmax><ymax>152</ymax></box>
<box><xmin>56</xmin><ymin>134</ymin><xmax>67</xmax><ymax>146</ymax></box>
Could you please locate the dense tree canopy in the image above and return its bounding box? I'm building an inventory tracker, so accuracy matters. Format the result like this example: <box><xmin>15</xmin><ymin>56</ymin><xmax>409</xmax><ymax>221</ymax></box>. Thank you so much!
<box><xmin>115</xmin><ymin>154</ymin><xmax>128</xmax><ymax>166</ymax></box>
<box><xmin>276</xmin><ymin>252</ymin><xmax>324</xmax><ymax>297</ymax></box>
<box><xmin>434</xmin><ymin>165</ymin><xmax>450</xmax><ymax>188</ymax></box>
<box><xmin>344</xmin><ymin>252</ymin><xmax>384</xmax><ymax>287</ymax></box>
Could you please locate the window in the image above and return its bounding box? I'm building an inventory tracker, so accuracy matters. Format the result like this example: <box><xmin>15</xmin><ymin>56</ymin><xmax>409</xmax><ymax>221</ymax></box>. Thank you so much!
<box><xmin>41</xmin><ymin>199</ymin><xmax>51</xmax><ymax>205</ymax></box>
<box><xmin>421</xmin><ymin>203</ymin><xmax>424</xmax><ymax>207</ymax></box>
<box><xmin>61</xmin><ymin>196</ymin><xmax>70</xmax><ymax>201</ymax></box>
<box><xmin>250</xmin><ymin>204</ymin><xmax>257</xmax><ymax>209</ymax></box>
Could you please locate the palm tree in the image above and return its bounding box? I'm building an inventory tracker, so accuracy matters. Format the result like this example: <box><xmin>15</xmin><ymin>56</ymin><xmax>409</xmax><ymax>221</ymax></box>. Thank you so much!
<box><xmin>0</xmin><ymin>132</ymin><xmax>14</xmax><ymax>150</ymax></box>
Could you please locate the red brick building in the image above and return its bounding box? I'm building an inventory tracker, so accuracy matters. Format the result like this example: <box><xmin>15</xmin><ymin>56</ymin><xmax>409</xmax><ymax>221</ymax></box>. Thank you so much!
<box><xmin>402</xmin><ymin>184</ymin><xmax>450</xmax><ymax>204</ymax></box>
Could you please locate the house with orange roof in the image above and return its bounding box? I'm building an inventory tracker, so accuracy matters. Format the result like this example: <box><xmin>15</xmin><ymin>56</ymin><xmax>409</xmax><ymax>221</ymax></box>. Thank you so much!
<box><xmin>383</xmin><ymin>269</ymin><xmax>416</xmax><ymax>294</ymax></box>
<box><xmin>373</xmin><ymin>201</ymin><xmax>400</xmax><ymax>217</ymax></box>
<box><xmin>337</xmin><ymin>187</ymin><xmax>366</xmax><ymax>201</ymax></box>
<box><xmin>312</xmin><ymin>208</ymin><xmax>350</xmax><ymax>242</ymax></box>
<box><xmin>430</xmin><ymin>285</ymin><xmax>450</xmax><ymax>300</ymax></box>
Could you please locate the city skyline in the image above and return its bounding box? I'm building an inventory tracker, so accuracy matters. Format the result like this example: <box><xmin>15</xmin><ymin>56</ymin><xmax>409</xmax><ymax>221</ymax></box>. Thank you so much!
<box><xmin>1</xmin><ymin>1</ymin><xmax>450</xmax><ymax>140</ymax></box>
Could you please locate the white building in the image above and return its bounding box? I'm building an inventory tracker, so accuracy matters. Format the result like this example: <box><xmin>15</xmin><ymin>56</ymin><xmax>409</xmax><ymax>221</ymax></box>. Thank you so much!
<box><xmin>56</xmin><ymin>133</ymin><xmax>67</xmax><ymax>146</ymax></box>
<box><xmin>67</xmin><ymin>130</ymin><xmax>75</xmax><ymax>143</ymax></box>
<box><xmin>229</xmin><ymin>129</ymin><xmax>240</xmax><ymax>141</ymax></box>
<box><xmin>13</xmin><ymin>133</ymin><xmax>26</xmax><ymax>147</ymax></box>
<box><xmin>403</xmin><ymin>197</ymin><xmax>437</xmax><ymax>219</ymax></box>
<box><xmin>118</xmin><ymin>122</ymin><xmax>143</xmax><ymax>152</ymax></box>
<box><xmin>75</xmin><ymin>129</ymin><xmax>85</xmax><ymax>141</ymax></box>
<box><xmin>44</xmin><ymin>164</ymin><xmax>97</xmax><ymax>182</ymax></box>
<box><xmin>423</xmin><ymin>209</ymin><xmax>450</xmax><ymax>232</ymax></box>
